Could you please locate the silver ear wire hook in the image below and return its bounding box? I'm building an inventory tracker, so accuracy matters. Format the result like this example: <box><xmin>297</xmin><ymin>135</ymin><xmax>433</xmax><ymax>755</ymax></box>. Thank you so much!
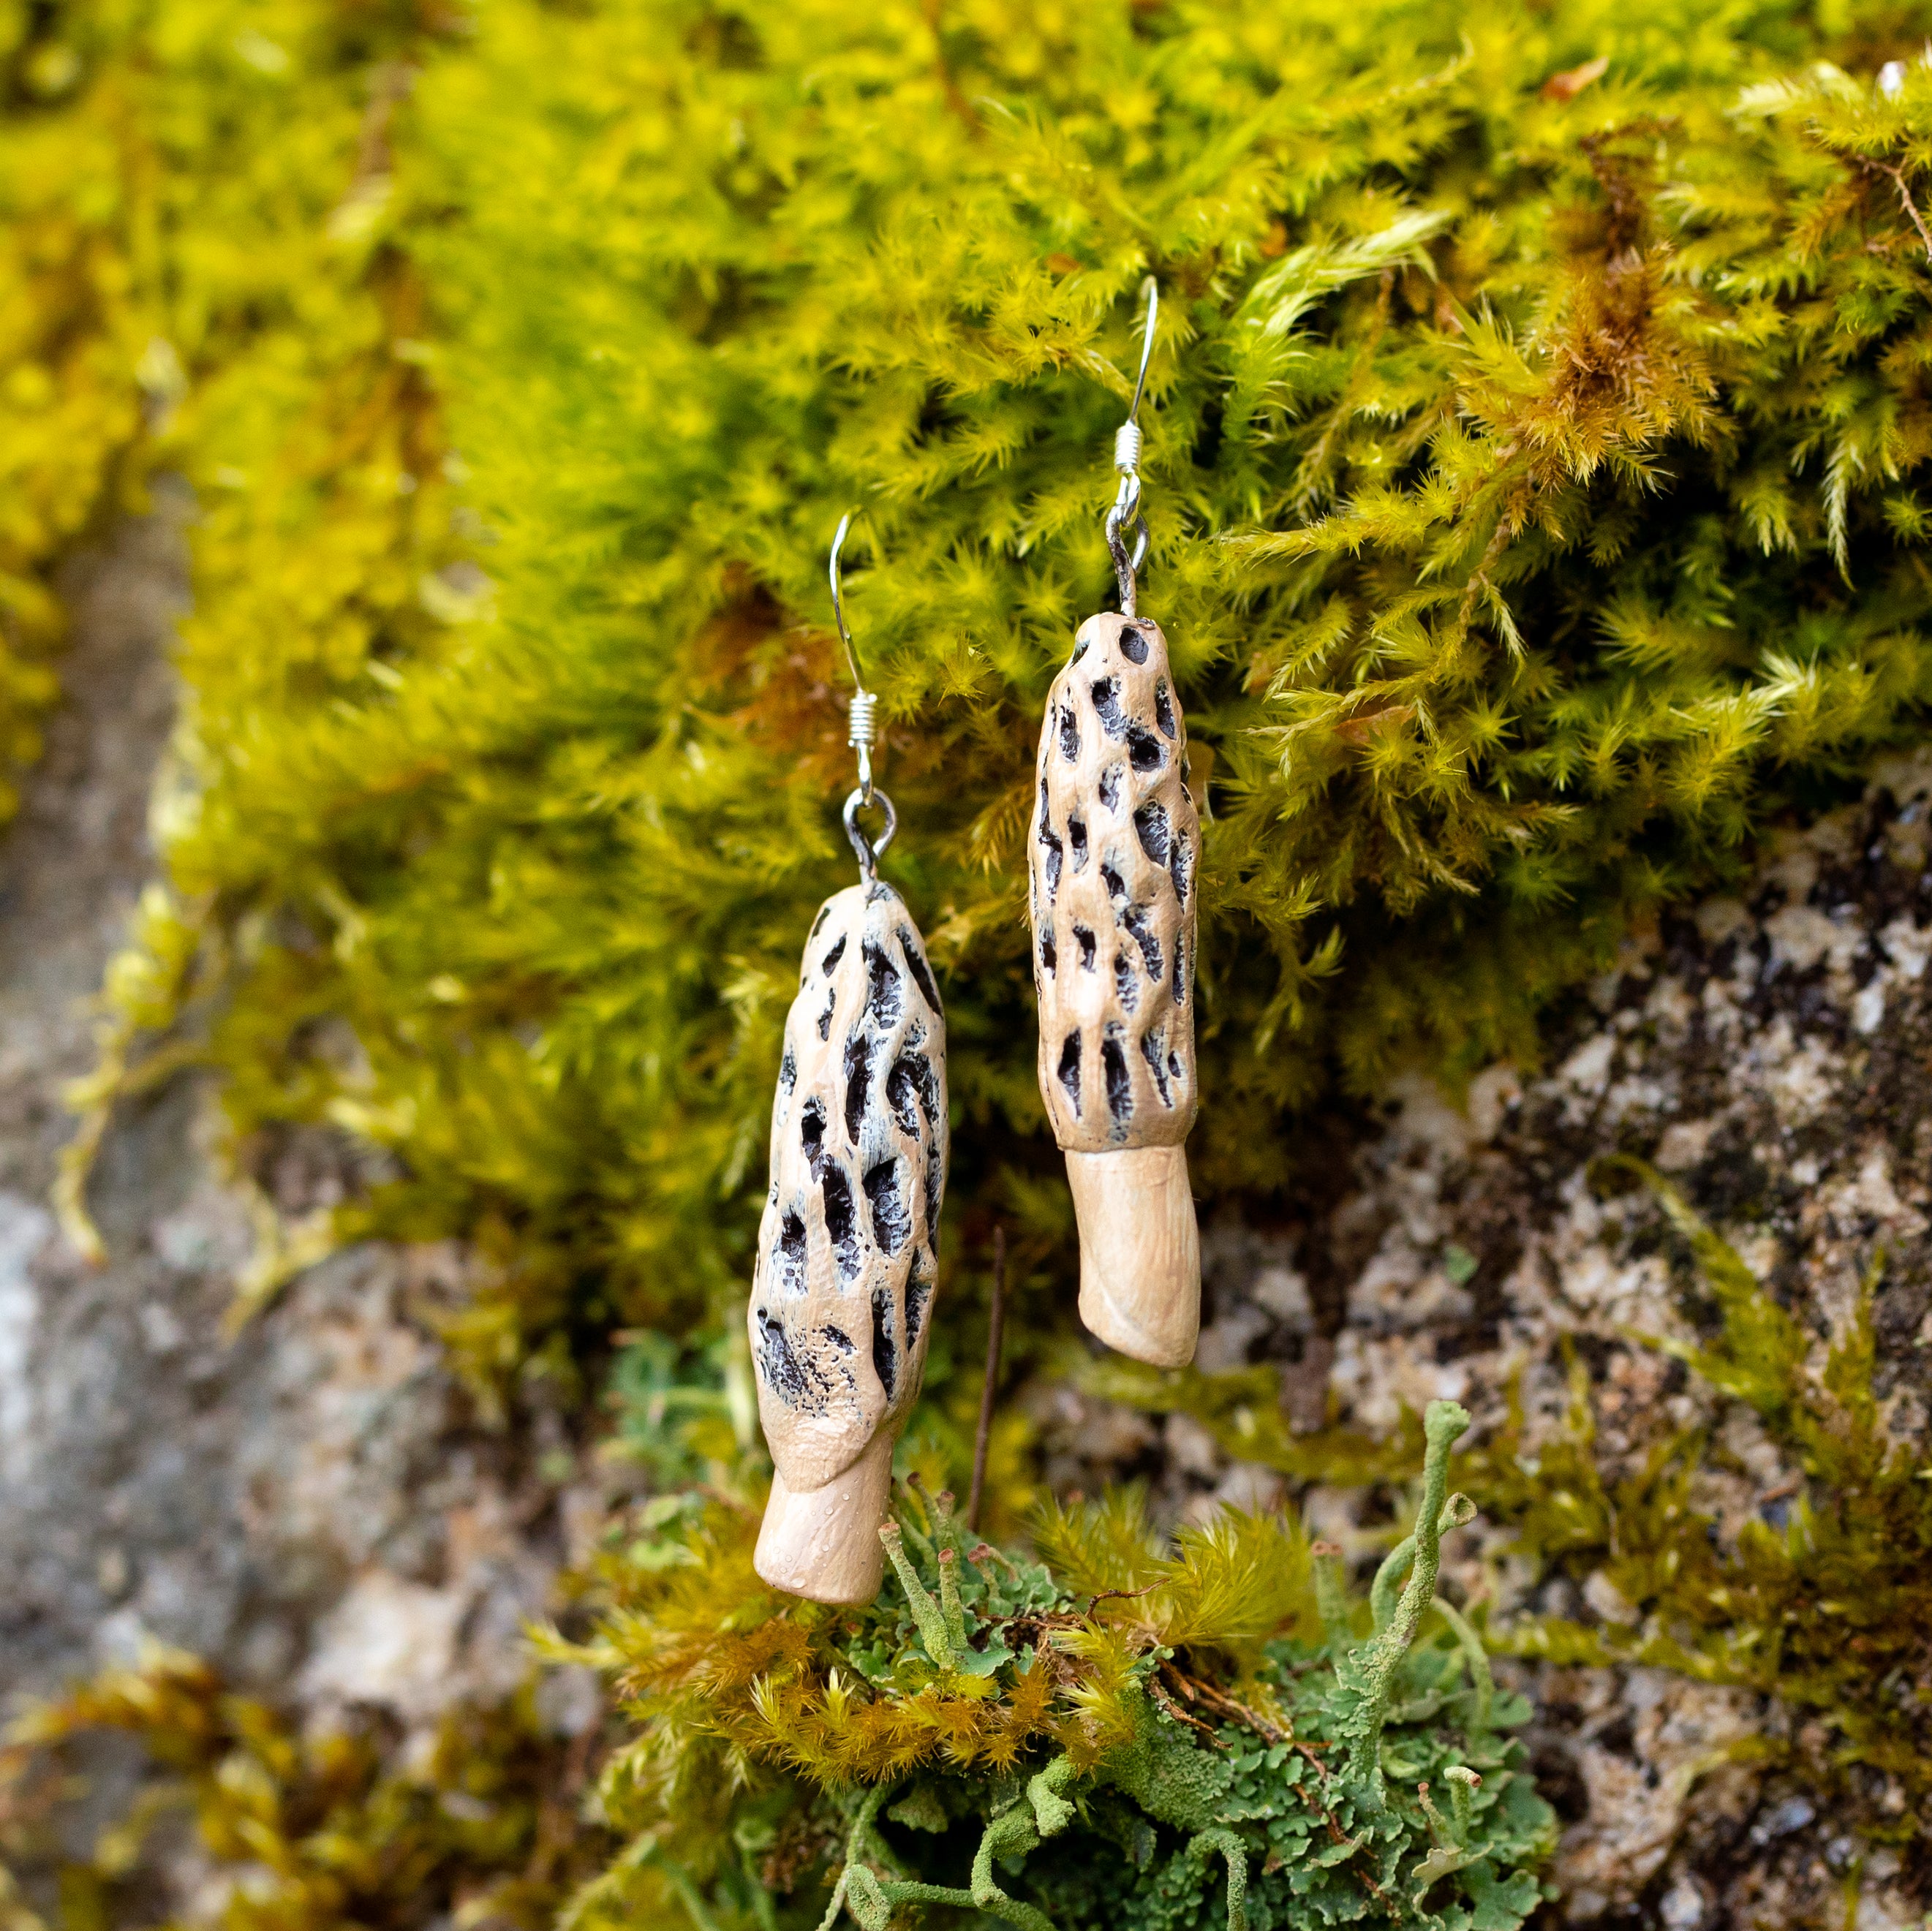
<box><xmin>829</xmin><ymin>513</ymin><xmax>878</xmax><ymax>802</ymax></box>
<box><xmin>1104</xmin><ymin>276</ymin><xmax>1158</xmax><ymax>618</ymax></box>
<box><xmin>829</xmin><ymin>513</ymin><xmax>894</xmax><ymax>880</ymax></box>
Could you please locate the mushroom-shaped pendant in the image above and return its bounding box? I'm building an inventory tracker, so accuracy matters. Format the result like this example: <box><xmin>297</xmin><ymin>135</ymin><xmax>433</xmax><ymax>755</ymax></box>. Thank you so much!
<box><xmin>749</xmin><ymin>879</ymin><xmax>947</xmax><ymax>1601</ymax></box>
<box><xmin>1028</xmin><ymin>609</ymin><xmax>1200</xmax><ymax>1366</ymax></box>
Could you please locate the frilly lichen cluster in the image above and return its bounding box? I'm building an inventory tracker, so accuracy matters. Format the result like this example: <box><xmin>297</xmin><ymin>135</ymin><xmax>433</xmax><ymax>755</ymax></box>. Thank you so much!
<box><xmin>558</xmin><ymin>1402</ymin><xmax>1555</xmax><ymax>1930</ymax></box>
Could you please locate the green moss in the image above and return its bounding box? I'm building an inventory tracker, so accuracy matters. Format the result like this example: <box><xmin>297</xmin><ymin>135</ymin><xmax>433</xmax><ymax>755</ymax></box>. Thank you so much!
<box><xmin>0</xmin><ymin>0</ymin><xmax>469</xmax><ymax>1275</ymax></box>
<box><xmin>1080</xmin><ymin>1350</ymin><xmax>1432</xmax><ymax>1489</ymax></box>
<box><xmin>14</xmin><ymin>0</ymin><xmax>1920</xmax><ymax>1386</ymax></box>
<box><xmin>1106</xmin><ymin>1163</ymin><xmax>1932</xmax><ymax>1870</ymax></box>
<box><xmin>7</xmin><ymin>1</ymin><xmax>1932</xmax><ymax>1921</ymax></box>
<box><xmin>0</xmin><ymin>1644</ymin><xmax>611</xmax><ymax>1930</ymax></box>
<box><xmin>1491</xmin><ymin>1167</ymin><xmax>1932</xmax><ymax>1853</ymax></box>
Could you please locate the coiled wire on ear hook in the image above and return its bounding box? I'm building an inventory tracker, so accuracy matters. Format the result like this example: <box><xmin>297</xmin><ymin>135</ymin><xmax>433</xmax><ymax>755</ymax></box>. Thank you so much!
<box><xmin>1103</xmin><ymin>276</ymin><xmax>1158</xmax><ymax>618</ymax></box>
<box><xmin>829</xmin><ymin>513</ymin><xmax>895</xmax><ymax>880</ymax></box>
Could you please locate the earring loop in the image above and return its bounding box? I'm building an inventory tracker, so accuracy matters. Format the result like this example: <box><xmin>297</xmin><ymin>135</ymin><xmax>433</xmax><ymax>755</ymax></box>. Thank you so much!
<box><xmin>749</xmin><ymin>523</ymin><xmax>945</xmax><ymax>1605</ymax></box>
<box><xmin>843</xmin><ymin>785</ymin><xmax>897</xmax><ymax>879</ymax></box>
<box><xmin>830</xmin><ymin>513</ymin><xmax>892</xmax><ymax>871</ymax></box>
<box><xmin>1105</xmin><ymin>277</ymin><xmax>1158</xmax><ymax>617</ymax></box>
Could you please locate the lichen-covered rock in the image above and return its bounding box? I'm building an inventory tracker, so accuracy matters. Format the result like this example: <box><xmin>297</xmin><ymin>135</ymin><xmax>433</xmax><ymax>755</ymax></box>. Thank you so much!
<box><xmin>0</xmin><ymin>505</ymin><xmax>602</xmax><ymax>1921</ymax></box>
<box><xmin>1041</xmin><ymin>748</ymin><xmax>1932</xmax><ymax>1929</ymax></box>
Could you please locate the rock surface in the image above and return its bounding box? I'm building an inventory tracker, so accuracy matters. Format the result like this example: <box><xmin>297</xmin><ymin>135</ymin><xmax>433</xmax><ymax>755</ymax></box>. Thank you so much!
<box><xmin>1029</xmin><ymin>748</ymin><xmax>1932</xmax><ymax>1929</ymax></box>
<box><xmin>0</xmin><ymin>499</ymin><xmax>591</xmax><ymax>1792</ymax></box>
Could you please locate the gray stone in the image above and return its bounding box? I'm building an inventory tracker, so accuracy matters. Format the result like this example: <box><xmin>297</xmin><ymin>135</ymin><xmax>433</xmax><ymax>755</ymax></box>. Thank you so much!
<box><xmin>0</xmin><ymin>497</ymin><xmax>573</xmax><ymax>1766</ymax></box>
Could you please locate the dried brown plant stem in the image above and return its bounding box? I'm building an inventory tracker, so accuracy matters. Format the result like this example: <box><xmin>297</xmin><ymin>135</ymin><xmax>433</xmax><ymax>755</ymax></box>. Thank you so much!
<box><xmin>1862</xmin><ymin>155</ymin><xmax>1932</xmax><ymax>264</ymax></box>
<box><xmin>966</xmin><ymin>1226</ymin><xmax>1006</xmax><ymax>1533</ymax></box>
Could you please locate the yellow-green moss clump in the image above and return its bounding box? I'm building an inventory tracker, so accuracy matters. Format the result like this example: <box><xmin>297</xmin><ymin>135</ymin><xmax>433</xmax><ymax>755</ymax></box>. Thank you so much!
<box><xmin>34</xmin><ymin>0</ymin><xmax>1931</xmax><ymax>1383</ymax></box>
<box><xmin>0</xmin><ymin>0</ymin><xmax>467</xmax><ymax>833</ymax></box>
<box><xmin>0</xmin><ymin>1645</ymin><xmax>611</xmax><ymax>1930</ymax></box>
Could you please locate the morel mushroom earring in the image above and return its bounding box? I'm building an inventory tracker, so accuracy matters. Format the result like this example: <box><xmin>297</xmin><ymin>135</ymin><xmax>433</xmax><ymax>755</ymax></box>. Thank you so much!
<box><xmin>1027</xmin><ymin>279</ymin><xmax>1202</xmax><ymax>1368</ymax></box>
<box><xmin>750</xmin><ymin>517</ymin><xmax>948</xmax><ymax>1604</ymax></box>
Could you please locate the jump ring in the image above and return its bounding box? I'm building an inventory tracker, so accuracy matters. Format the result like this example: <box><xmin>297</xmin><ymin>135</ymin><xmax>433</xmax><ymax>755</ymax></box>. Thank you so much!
<box><xmin>843</xmin><ymin>785</ymin><xmax>897</xmax><ymax>880</ymax></box>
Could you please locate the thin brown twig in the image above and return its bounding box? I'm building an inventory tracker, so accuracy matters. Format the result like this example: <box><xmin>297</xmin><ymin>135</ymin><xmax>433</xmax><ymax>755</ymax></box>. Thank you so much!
<box><xmin>1862</xmin><ymin>155</ymin><xmax>1932</xmax><ymax>264</ymax></box>
<box><xmin>921</xmin><ymin>0</ymin><xmax>980</xmax><ymax>137</ymax></box>
<box><xmin>1150</xmin><ymin>1674</ymin><xmax>1224</xmax><ymax>1746</ymax></box>
<box><xmin>967</xmin><ymin>1226</ymin><xmax>1006</xmax><ymax>1533</ymax></box>
<box><xmin>1082</xmin><ymin>1581</ymin><xmax>1165</xmax><ymax>1610</ymax></box>
<box><xmin>1162</xmin><ymin>1663</ymin><xmax>1290</xmax><ymax>1747</ymax></box>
